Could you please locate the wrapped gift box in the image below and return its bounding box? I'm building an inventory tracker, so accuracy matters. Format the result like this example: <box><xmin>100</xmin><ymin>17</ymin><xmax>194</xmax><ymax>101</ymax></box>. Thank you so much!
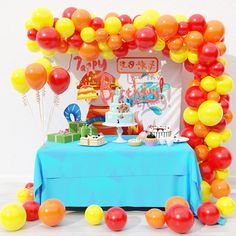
<box><xmin>69</xmin><ymin>122</ymin><xmax>78</xmax><ymax>133</ymax></box>
<box><xmin>47</xmin><ymin>133</ymin><xmax>80</xmax><ymax>144</ymax></box>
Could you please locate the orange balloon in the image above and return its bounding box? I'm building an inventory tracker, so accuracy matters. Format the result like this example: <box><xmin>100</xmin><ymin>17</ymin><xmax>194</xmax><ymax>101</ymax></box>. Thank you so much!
<box><xmin>194</xmin><ymin>144</ymin><xmax>209</xmax><ymax>161</ymax></box>
<box><xmin>165</xmin><ymin>196</ymin><xmax>189</xmax><ymax>211</ymax></box>
<box><xmin>216</xmin><ymin>42</ymin><xmax>226</xmax><ymax>56</ymax></box>
<box><xmin>57</xmin><ymin>40</ymin><xmax>69</xmax><ymax>53</ymax></box>
<box><xmin>79</xmin><ymin>42</ymin><xmax>100</xmax><ymax>61</ymax></box>
<box><xmin>107</xmin><ymin>35</ymin><xmax>122</xmax><ymax>50</ymax></box>
<box><xmin>211</xmin><ymin>179</ymin><xmax>231</xmax><ymax>199</ymax></box>
<box><xmin>193</xmin><ymin>121</ymin><xmax>209</xmax><ymax>138</ymax></box>
<box><xmin>72</xmin><ymin>9</ymin><xmax>91</xmax><ymax>32</ymax></box>
<box><xmin>39</xmin><ymin>199</ymin><xmax>65</xmax><ymax>227</ymax></box>
<box><xmin>25</xmin><ymin>63</ymin><xmax>47</xmax><ymax>90</ymax></box>
<box><xmin>167</xmin><ymin>36</ymin><xmax>183</xmax><ymax>51</ymax></box>
<box><xmin>155</xmin><ymin>15</ymin><xmax>178</xmax><ymax>40</ymax></box>
<box><xmin>204</xmin><ymin>20</ymin><xmax>225</xmax><ymax>43</ymax></box>
<box><xmin>145</xmin><ymin>209</ymin><xmax>165</xmax><ymax>229</ymax></box>
<box><xmin>120</xmin><ymin>24</ymin><xmax>136</xmax><ymax>42</ymax></box>
<box><xmin>95</xmin><ymin>28</ymin><xmax>109</xmax><ymax>42</ymax></box>
<box><xmin>207</xmin><ymin>91</ymin><xmax>220</xmax><ymax>102</ymax></box>
<box><xmin>105</xmin><ymin>12</ymin><xmax>119</xmax><ymax>20</ymax></box>
<box><xmin>188</xmin><ymin>79</ymin><xmax>200</xmax><ymax>88</ymax></box>
<box><xmin>27</xmin><ymin>188</ymin><xmax>34</xmax><ymax>201</ymax></box>
<box><xmin>224</xmin><ymin>110</ymin><xmax>233</xmax><ymax>124</ymax></box>
<box><xmin>184</xmin><ymin>31</ymin><xmax>204</xmax><ymax>50</ymax></box>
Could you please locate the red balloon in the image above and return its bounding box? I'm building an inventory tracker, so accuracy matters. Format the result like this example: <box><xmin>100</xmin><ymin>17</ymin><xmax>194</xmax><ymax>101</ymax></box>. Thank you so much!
<box><xmin>48</xmin><ymin>68</ymin><xmax>70</xmax><ymax>95</ymax></box>
<box><xmin>184</xmin><ymin>60</ymin><xmax>194</xmax><ymax>72</ymax></box>
<box><xmin>219</xmin><ymin>97</ymin><xmax>229</xmax><ymax>114</ymax></box>
<box><xmin>183</xmin><ymin>120</ymin><xmax>193</xmax><ymax>128</ymax></box>
<box><xmin>57</xmin><ymin>40</ymin><xmax>69</xmax><ymax>53</ymax></box>
<box><xmin>105</xmin><ymin>207</ymin><xmax>127</xmax><ymax>231</ymax></box>
<box><xmin>188</xmin><ymin>14</ymin><xmax>206</xmax><ymax>32</ymax></box>
<box><xmin>197</xmin><ymin>202</ymin><xmax>220</xmax><ymax>225</ymax></box>
<box><xmin>181</xmin><ymin>127</ymin><xmax>204</xmax><ymax>148</ymax></box>
<box><xmin>127</xmin><ymin>40</ymin><xmax>137</xmax><ymax>50</ymax></box>
<box><xmin>199</xmin><ymin>161</ymin><xmax>215</xmax><ymax>184</ymax></box>
<box><xmin>135</xmin><ymin>26</ymin><xmax>157</xmax><ymax>50</ymax></box>
<box><xmin>119</xmin><ymin>14</ymin><xmax>132</xmax><ymax>25</ymax></box>
<box><xmin>53</xmin><ymin>17</ymin><xmax>59</xmax><ymax>27</ymax></box>
<box><xmin>25</xmin><ymin>182</ymin><xmax>34</xmax><ymax>189</ymax></box>
<box><xmin>27</xmin><ymin>29</ymin><xmax>37</xmax><ymax>41</ymax></box>
<box><xmin>208</xmin><ymin>147</ymin><xmax>232</xmax><ymax>170</ymax></box>
<box><xmin>113</xmin><ymin>42</ymin><xmax>129</xmax><ymax>57</ymax></box>
<box><xmin>23</xmin><ymin>201</ymin><xmax>40</xmax><ymax>221</ymax></box>
<box><xmin>166</xmin><ymin>205</ymin><xmax>194</xmax><ymax>234</ymax></box>
<box><xmin>162</xmin><ymin>45</ymin><xmax>170</xmax><ymax>57</ymax></box>
<box><xmin>198</xmin><ymin>42</ymin><xmax>219</xmax><ymax>66</ymax></box>
<box><xmin>67</xmin><ymin>31</ymin><xmax>83</xmax><ymax>48</ymax></box>
<box><xmin>211</xmin><ymin>118</ymin><xmax>227</xmax><ymax>132</ymax></box>
<box><xmin>209</xmin><ymin>61</ymin><xmax>224</xmax><ymax>77</ymax></box>
<box><xmin>36</xmin><ymin>27</ymin><xmax>61</xmax><ymax>50</ymax></box>
<box><xmin>177</xmin><ymin>21</ymin><xmax>189</xmax><ymax>36</ymax></box>
<box><xmin>90</xmin><ymin>17</ymin><xmax>104</xmax><ymax>30</ymax></box>
<box><xmin>62</xmin><ymin>7</ymin><xmax>77</xmax><ymax>19</ymax></box>
<box><xmin>193</xmin><ymin>63</ymin><xmax>208</xmax><ymax>79</ymax></box>
<box><xmin>185</xmin><ymin>86</ymin><xmax>207</xmax><ymax>108</ymax></box>
<box><xmin>221</xmin><ymin>94</ymin><xmax>230</xmax><ymax>102</ymax></box>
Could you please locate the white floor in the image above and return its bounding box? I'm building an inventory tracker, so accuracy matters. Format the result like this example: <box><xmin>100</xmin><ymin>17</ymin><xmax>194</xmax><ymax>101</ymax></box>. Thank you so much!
<box><xmin>0</xmin><ymin>181</ymin><xmax>236</xmax><ymax>236</ymax></box>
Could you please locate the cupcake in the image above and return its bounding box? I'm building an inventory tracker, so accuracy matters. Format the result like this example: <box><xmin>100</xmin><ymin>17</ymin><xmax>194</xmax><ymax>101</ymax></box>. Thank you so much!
<box><xmin>138</xmin><ymin>131</ymin><xmax>147</xmax><ymax>142</ymax></box>
<box><xmin>145</xmin><ymin>133</ymin><xmax>157</xmax><ymax>146</ymax></box>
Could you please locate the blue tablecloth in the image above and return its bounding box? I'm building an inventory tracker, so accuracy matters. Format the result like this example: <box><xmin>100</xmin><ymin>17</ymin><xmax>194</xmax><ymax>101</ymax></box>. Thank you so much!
<box><xmin>34</xmin><ymin>135</ymin><xmax>202</xmax><ymax>213</ymax></box>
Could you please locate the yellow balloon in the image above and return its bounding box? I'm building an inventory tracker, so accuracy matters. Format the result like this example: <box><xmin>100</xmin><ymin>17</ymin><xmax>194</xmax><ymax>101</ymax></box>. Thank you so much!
<box><xmin>205</xmin><ymin>131</ymin><xmax>222</xmax><ymax>148</ymax></box>
<box><xmin>153</xmin><ymin>38</ymin><xmax>165</xmax><ymax>51</ymax></box>
<box><xmin>101</xmin><ymin>50</ymin><xmax>115</xmax><ymax>60</ymax></box>
<box><xmin>183</xmin><ymin>107</ymin><xmax>199</xmax><ymax>125</ymax></box>
<box><xmin>216</xmin><ymin>197</ymin><xmax>236</xmax><ymax>217</ymax></box>
<box><xmin>85</xmin><ymin>205</ymin><xmax>104</xmax><ymax>225</ymax></box>
<box><xmin>216</xmin><ymin>168</ymin><xmax>229</xmax><ymax>180</ymax></box>
<box><xmin>91</xmin><ymin>13</ymin><xmax>96</xmax><ymax>19</ymax></box>
<box><xmin>41</xmin><ymin>49</ymin><xmax>55</xmax><ymax>57</ymax></box>
<box><xmin>104</xmin><ymin>17</ymin><xmax>122</xmax><ymax>35</ymax></box>
<box><xmin>200</xmin><ymin>76</ymin><xmax>216</xmax><ymax>92</ymax></box>
<box><xmin>188</xmin><ymin>51</ymin><xmax>198</xmax><ymax>64</ymax></box>
<box><xmin>0</xmin><ymin>203</ymin><xmax>26</xmax><ymax>231</ymax></box>
<box><xmin>16</xmin><ymin>188</ymin><xmax>29</xmax><ymax>203</ymax></box>
<box><xmin>133</xmin><ymin>15</ymin><xmax>148</xmax><ymax>29</ymax></box>
<box><xmin>34</xmin><ymin>58</ymin><xmax>53</xmax><ymax>76</ymax></box>
<box><xmin>170</xmin><ymin>48</ymin><xmax>188</xmax><ymax>63</ymax></box>
<box><xmin>201</xmin><ymin>181</ymin><xmax>212</xmax><ymax>203</ymax></box>
<box><xmin>175</xmin><ymin>14</ymin><xmax>188</xmax><ymax>22</ymax></box>
<box><xmin>220</xmin><ymin>127</ymin><xmax>232</xmax><ymax>142</ymax></box>
<box><xmin>143</xmin><ymin>9</ymin><xmax>160</xmax><ymax>25</ymax></box>
<box><xmin>26</xmin><ymin>40</ymin><xmax>40</xmax><ymax>53</ymax></box>
<box><xmin>25</xmin><ymin>19</ymin><xmax>34</xmax><ymax>30</ymax></box>
<box><xmin>198</xmin><ymin>101</ymin><xmax>223</xmax><ymax>126</ymax></box>
<box><xmin>217</xmin><ymin>57</ymin><xmax>227</xmax><ymax>66</ymax></box>
<box><xmin>67</xmin><ymin>47</ymin><xmax>78</xmax><ymax>55</ymax></box>
<box><xmin>98</xmin><ymin>42</ymin><xmax>110</xmax><ymax>51</ymax></box>
<box><xmin>11</xmin><ymin>68</ymin><xmax>30</xmax><ymax>94</ymax></box>
<box><xmin>55</xmin><ymin>17</ymin><xmax>75</xmax><ymax>38</ymax></box>
<box><xmin>81</xmin><ymin>27</ymin><xmax>96</xmax><ymax>43</ymax></box>
<box><xmin>215</xmin><ymin>74</ymin><xmax>233</xmax><ymax>95</ymax></box>
<box><xmin>31</xmin><ymin>7</ymin><xmax>54</xmax><ymax>30</ymax></box>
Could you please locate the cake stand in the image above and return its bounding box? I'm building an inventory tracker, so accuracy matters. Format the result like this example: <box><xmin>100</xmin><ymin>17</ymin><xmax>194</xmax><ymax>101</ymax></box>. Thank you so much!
<box><xmin>103</xmin><ymin>122</ymin><xmax>137</xmax><ymax>143</ymax></box>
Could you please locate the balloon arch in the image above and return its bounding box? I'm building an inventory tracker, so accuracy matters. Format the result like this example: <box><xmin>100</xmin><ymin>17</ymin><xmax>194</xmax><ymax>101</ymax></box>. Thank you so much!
<box><xmin>11</xmin><ymin>8</ymin><xmax>233</xmax><ymax>208</ymax></box>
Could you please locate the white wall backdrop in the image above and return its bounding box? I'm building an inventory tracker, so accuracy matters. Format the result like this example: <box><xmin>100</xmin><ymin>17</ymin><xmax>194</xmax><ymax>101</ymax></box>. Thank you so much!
<box><xmin>0</xmin><ymin>0</ymin><xmax>235</xmax><ymax>181</ymax></box>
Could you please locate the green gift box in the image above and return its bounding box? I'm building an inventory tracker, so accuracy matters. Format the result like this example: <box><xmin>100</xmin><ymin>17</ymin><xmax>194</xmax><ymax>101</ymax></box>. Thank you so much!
<box><xmin>79</xmin><ymin>121</ymin><xmax>86</xmax><ymax>127</ymax></box>
<box><xmin>88</xmin><ymin>125</ymin><xmax>97</xmax><ymax>135</ymax></box>
<box><xmin>56</xmin><ymin>134</ymin><xmax>73</xmax><ymax>143</ymax></box>
<box><xmin>69</xmin><ymin>122</ymin><xmax>78</xmax><ymax>133</ymax></box>
<box><xmin>80</xmin><ymin>125</ymin><xmax>89</xmax><ymax>137</ymax></box>
<box><xmin>47</xmin><ymin>133</ymin><xmax>57</xmax><ymax>142</ymax></box>
<box><xmin>47</xmin><ymin>132</ymin><xmax>81</xmax><ymax>144</ymax></box>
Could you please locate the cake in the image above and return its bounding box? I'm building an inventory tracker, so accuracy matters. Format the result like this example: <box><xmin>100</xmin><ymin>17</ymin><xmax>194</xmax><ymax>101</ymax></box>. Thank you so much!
<box><xmin>144</xmin><ymin>133</ymin><xmax>157</xmax><ymax>146</ymax></box>
<box><xmin>147</xmin><ymin>125</ymin><xmax>172</xmax><ymax>138</ymax></box>
<box><xmin>79</xmin><ymin>134</ymin><xmax>106</xmax><ymax>146</ymax></box>
<box><xmin>105</xmin><ymin>88</ymin><xmax>134</xmax><ymax>125</ymax></box>
<box><xmin>77</xmin><ymin>85</ymin><xmax>98</xmax><ymax>100</ymax></box>
<box><xmin>128</xmin><ymin>138</ymin><xmax>142</xmax><ymax>146</ymax></box>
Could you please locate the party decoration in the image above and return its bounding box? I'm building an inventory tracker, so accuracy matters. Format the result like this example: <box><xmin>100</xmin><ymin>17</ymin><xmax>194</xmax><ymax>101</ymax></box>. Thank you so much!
<box><xmin>105</xmin><ymin>207</ymin><xmax>127</xmax><ymax>231</ymax></box>
<box><xmin>26</xmin><ymin>40</ymin><xmax>40</xmax><ymax>52</ymax></box>
<box><xmin>39</xmin><ymin>199</ymin><xmax>65</xmax><ymax>227</ymax></box>
<box><xmin>216</xmin><ymin>197</ymin><xmax>236</xmax><ymax>217</ymax></box>
<box><xmin>181</xmin><ymin>127</ymin><xmax>203</xmax><ymax>148</ymax></box>
<box><xmin>72</xmin><ymin>9</ymin><xmax>91</xmax><ymax>32</ymax></box>
<box><xmin>197</xmin><ymin>202</ymin><xmax>220</xmax><ymax>225</ymax></box>
<box><xmin>85</xmin><ymin>205</ymin><xmax>104</xmax><ymax>225</ymax></box>
<box><xmin>199</xmin><ymin>161</ymin><xmax>215</xmax><ymax>184</ymax></box>
<box><xmin>204</xmin><ymin>131</ymin><xmax>222</xmax><ymax>148</ymax></box>
<box><xmin>204</xmin><ymin>20</ymin><xmax>225</xmax><ymax>43</ymax></box>
<box><xmin>133</xmin><ymin>15</ymin><xmax>148</xmax><ymax>29</ymax></box>
<box><xmin>11</xmin><ymin>68</ymin><xmax>30</xmax><ymax>94</ymax></box>
<box><xmin>215</xmin><ymin>74</ymin><xmax>233</xmax><ymax>95</ymax></box>
<box><xmin>23</xmin><ymin>201</ymin><xmax>40</xmax><ymax>221</ymax></box>
<box><xmin>0</xmin><ymin>203</ymin><xmax>26</xmax><ymax>231</ymax></box>
<box><xmin>81</xmin><ymin>27</ymin><xmax>96</xmax><ymax>43</ymax></box>
<box><xmin>55</xmin><ymin>17</ymin><xmax>75</xmax><ymax>38</ymax></box>
<box><xmin>145</xmin><ymin>208</ymin><xmax>165</xmax><ymax>229</ymax></box>
<box><xmin>200</xmin><ymin>76</ymin><xmax>216</xmax><ymax>92</ymax></box>
<box><xmin>120</xmin><ymin>24</ymin><xmax>136</xmax><ymax>42</ymax></box>
<box><xmin>67</xmin><ymin>31</ymin><xmax>83</xmax><ymax>48</ymax></box>
<box><xmin>34</xmin><ymin>57</ymin><xmax>52</xmax><ymax>76</ymax></box>
<box><xmin>48</xmin><ymin>67</ymin><xmax>70</xmax><ymax>95</ymax></box>
<box><xmin>220</xmin><ymin>127</ymin><xmax>232</xmax><ymax>142</ymax></box>
<box><xmin>184</xmin><ymin>31</ymin><xmax>204</xmax><ymax>50</ymax></box>
<box><xmin>198</xmin><ymin>42</ymin><xmax>219</xmax><ymax>65</ymax></box>
<box><xmin>183</xmin><ymin>107</ymin><xmax>199</xmax><ymax>125</ymax></box>
<box><xmin>165</xmin><ymin>196</ymin><xmax>189</xmax><ymax>211</ymax></box>
<box><xmin>104</xmin><ymin>17</ymin><xmax>122</xmax><ymax>35</ymax></box>
<box><xmin>211</xmin><ymin>179</ymin><xmax>230</xmax><ymax>199</ymax></box>
<box><xmin>16</xmin><ymin>188</ymin><xmax>29</xmax><ymax>203</ymax></box>
<box><xmin>188</xmin><ymin>14</ymin><xmax>206</xmax><ymax>32</ymax></box>
<box><xmin>79</xmin><ymin>42</ymin><xmax>100</xmax><ymax>61</ymax></box>
<box><xmin>201</xmin><ymin>181</ymin><xmax>212</xmax><ymax>202</ymax></box>
<box><xmin>143</xmin><ymin>9</ymin><xmax>160</xmax><ymax>25</ymax></box>
<box><xmin>216</xmin><ymin>168</ymin><xmax>229</xmax><ymax>180</ymax></box>
<box><xmin>25</xmin><ymin>182</ymin><xmax>34</xmax><ymax>189</ymax></box>
<box><xmin>198</xmin><ymin>100</ymin><xmax>223</xmax><ymax>126</ymax></box>
<box><xmin>165</xmin><ymin>205</ymin><xmax>194</xmax><ymax>234</ymax></box>
<box><xmin>185</xmin><ymin>86</ymin><xmax>207</xmax><ymax>108</ymax></box>
<box><xmin>62</xmin><ymin>7</ymin><xmax>77</xmax><ymax>19</ymax></box>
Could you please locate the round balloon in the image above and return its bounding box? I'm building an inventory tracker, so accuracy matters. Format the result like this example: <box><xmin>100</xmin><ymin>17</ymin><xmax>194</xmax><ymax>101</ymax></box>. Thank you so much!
<box><xmin>107</xmin><ymin>35</ymin><xmax>122</xmax><ymax>50</ymax></box>
<box><xmin>81</xmin><ymin>27</ymin><xmax>96</xmax><ymax>43</ymax></box>
<box><xmin>183</xmin><ymin>107</ymin><xmax>199</xmax><ymax>125</ymax></box>
<box><xmin>193</xmin><ymin>121</ymin><xmax>209</xmax><ymax>138</ymax></box>
<box><xmin>79</xmin><ymin>42</ymin><xmax>100</xmax><ymax>61</ymax></box>
<box><xmin>207</xmin><ymin>91</ymin><xmax>220</xmax><ymax>102</ymax></box>
<box><xmin>216</xmin><ymin>197</ymin><xmax>235</xmax><ymax>217</ymax></box>
<box><xmin>62</xmin><ymin>7</ymin><xmax>77</xmax><ymax>19</ymax></box>
<box><xmin>55</xmin><ymin>17</ymin><xmax>75</xmax><ymax>38</ymax></box>
<box><xmin>188</xmin><ymin>14</ymin><xmax>206</xmax><ymax>32</ymax></box>
<box><xmin>194</xmin><ymin>144</ymin><xmax>209</xmax><ymax>161</ymax></box>
<box><xmin>26</xmin><ymin>40</ymin><xmax>40</xmax><ymax>53</ymax></box>
<box><xmin>143</xmin><ymin>9</ymin><xmax>160</xmax><ymax>25</ymax></box>
<box><xmin>181</xmin><ymin>127</ymin><xmax>203</xmax><ymax>148</ymax></box>
<box><xmin>201</xmin><ymin>181</ymin><xmax>212</xmax><ymax>202</ymax></box>
<box><xmin>95</xmin><ymin>28</ymin><xmax>109</xmax><ymax>42</ymax></box>
<box><xmin>199</xmin><ymin>161</ymin><xmax>215</xmax><ymax>184</ymax></box>
<box><xmin>16</xmin><ymin>188</ymin><xmax>29</xmax><ymax>203</ymax></box>
<box><xmin>23</xmin><ymin>201</ymin><xmax>40</xmax><ymax>221</ymax></box>
<box><xmin>104</xmin><ymin>17</ymin><xmax>122</xmax><ymax>35</ymax></box>
<box><xmin>67</xmin><ymin>31</ymin><xmax>83</xmax><ymax>48</ymax></box>
<box><xmin>198</xmin><ymin>42</ymin><xmax>219</xmax><ymax>66</ymax></box>
<box><xmin>34</xmin><ymin>58</ymin><xmax>52</xmax><ymax>76</ymax></box>
<box><xmin>215</xmin><ymin>74</ymin><xmax>233</xmax><ymax>95</ymax></box>
<box><xmin>120</xmin><ymin>24</ymin><xmax>136</xmax><ymax>42</ymax></box>
<box><xmin>165</xmin><ymin>196</ymin><xmax>189</xmax><ymax>211</ymax></box>
<box><xmin>72</xmin><ymin>9</ymin><xmax>91</xmax><ymax>32</ymax></box>
<box><xmin>200</xmin><ymin>76</ymin><xmax>216</xmax><ymax>92</ymax></box>
<box><xmin>85</xmin><ymin>205</ymin><xmax>104</xmax><ymax>225</ymax></box>
<box><xmin>145</xmin><ymin>208</ymin><xmax>165</xmax><ymax>229</ymax></box>
<box><xmin>211</xmin><ymin>179</ymin><xmax>230</xmax><ymax>199</ymax></box>
<box><xmin>11</xmin><ymin>68</ymin><xmax>30</xmax><ymax>94</ymax></box>
<box><xmin>204</xmin><ymin>131</ymin><xmax>222</xmax><ymax>148</ymax></box>
<box><xmin>185</xmin><ymin>86</ymin><xmax>207</xmax><ymax>108</ymax></box>
<box><xmin>133</xmin><ymin>15</ymin><xmax>148</xmax><ymax>29</ymax></box>
<box><xmin>184</xmin><ymin>31</ymin><xmax>204</xmax><ymax>50</ymax></box>
<box><xmin>204</xmin><ymin>20</ymin><xmax>225</xmax><ymax>43</ymax></box>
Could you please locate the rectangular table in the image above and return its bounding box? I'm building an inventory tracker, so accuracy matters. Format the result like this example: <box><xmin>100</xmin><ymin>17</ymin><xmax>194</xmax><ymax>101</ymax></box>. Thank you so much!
<box><xmin>34</xmin><ymin>135</ymin><xmax>202</xmax><ymax>213</ymax></box>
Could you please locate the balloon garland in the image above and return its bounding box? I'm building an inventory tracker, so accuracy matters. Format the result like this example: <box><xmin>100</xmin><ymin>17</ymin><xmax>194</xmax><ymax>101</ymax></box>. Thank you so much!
<box><xmin>11</xmin><ymin>7</ymin><xmax>234</xmax><ymax>210</ymax></box>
